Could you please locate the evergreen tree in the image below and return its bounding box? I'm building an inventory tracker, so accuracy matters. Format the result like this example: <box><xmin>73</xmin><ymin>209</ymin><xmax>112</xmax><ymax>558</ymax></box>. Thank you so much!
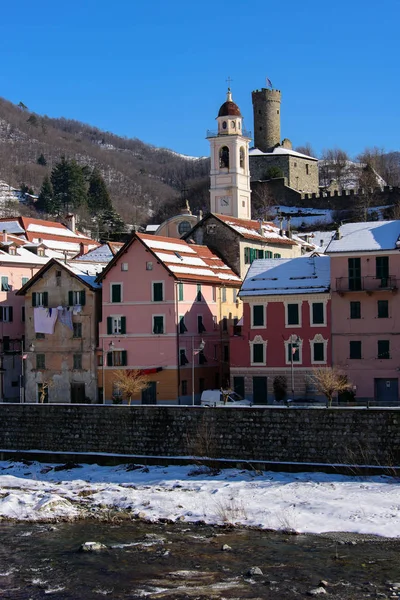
<box><xmin>51</xmin><ymin>157</ymin><xmax>87</xmax><ymax>212</ymax></box>
<box><xmin>26</xmin><ymin>114</ymin><xmax>39</xmax><ymax>127</ymax></box>
<box><xmin>37</xmin><ymin>153</ymin><xmax>47</xmax><ymax>166</ymax></box>
<box><xmin>87</xmin><ymin>168</ymin><xmax>112</xmax><ymax>213</ymax></box>
<box><xmin>37</xmin><ymin>176</ymin><xmax>58</xmax><ymax>214</ymax></box>
<box><xmin>98</xmin><ymin>207</ymin><xmax>125</xmax><ymax>241</ymax></box>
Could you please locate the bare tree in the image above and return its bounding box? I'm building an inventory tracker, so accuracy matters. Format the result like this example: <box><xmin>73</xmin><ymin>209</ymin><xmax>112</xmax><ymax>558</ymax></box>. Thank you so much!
<box><xmin>251</xmin><ymin>183</ymin><xmax>277</xmax><ymax>220</ymax></box>
<box><xmin>309</xmin><ymin>367</ymin><xmax>352</xmax><ymax>407</ymax></box>
<box><xmin>112</xmin><ymin>369</ymin><xmax>149</xmax><ymax>405</ymax></box>
<box><xmin>39</xmin><ymin>377</ymin><xmax>54</xmax><ymax>403</ymax></box>
<box><xmin>320</xmin><ymin>148</ymin><xmax>350</xmax><ymax>191</ymax></box>
<box><xmin>295</xmin><ymin>143</ymin><xmax>316</xmax><ymax>158</ymax></box>
<box><xmin>356</xmin><ymin>164</ymin><xmax>380</xmax><ymax>221</ymax></box>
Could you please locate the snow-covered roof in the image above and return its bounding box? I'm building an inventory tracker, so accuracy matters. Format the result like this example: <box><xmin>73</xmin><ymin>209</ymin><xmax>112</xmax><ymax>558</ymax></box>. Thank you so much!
<box><xmin>73</xmin><ymin>242</ymin><xmax>123</xmax><ymax>263</ymax></box>
<box><xmin>0</xmin><ymin>220</ymin><xmax>25</xmax><ymax>234</ymax></box>
<box><xmin>297</xmin><ymin>231</ymin><xmax>335</xmax><ymax>252</ymax></box>
<box><xmin>249</xmin><ymin>147</ymin><xmax>318</xmax><ymax>161</ymax></box>
<box><xmin>240</xmin><ymin>256</ymin><xmax>330</xmax><ymax>297</ymax></box>
<box><xmin>326</xmin><ymin>221</ymin><xmax>400</xmax><ymax>253</ymax></box>
<box><xmin>0</xmin><ymin>245</ymin><xmax>49</xmax><ymax>265</ymax></box>
<box><xmin>26</xmin><ymin>223</ymin><xmax>85</xmax><ymax>238</ymax></box>
<box><xmin>145</xmin><ymin>224</ymin><xmax>160</xmax><ymax>233</ymax></box>
<box><xmin>213</xmin><ymin>214</ymin><xmax>297</xmax><ymax>246</ymax></box>
<box><xmin>136</xmin><ymin>234</ymin><xmax>241</xmax><ymax>284</ymax></box>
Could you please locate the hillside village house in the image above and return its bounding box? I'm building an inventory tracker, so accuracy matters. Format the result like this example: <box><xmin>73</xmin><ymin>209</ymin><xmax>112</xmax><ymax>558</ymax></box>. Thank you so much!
<box><xmin>97</xmin><ymin>233</ymin><xmax>241</xmax><ymax>404</ymax></box>
<box><xmin>18</xmin><ymin>259</ymin><xmax>101</xmax><ymax>403</ymax></box>
<box><xmin>326</xmin><ymin>220</ymin><xmax>400</xmax><ymax>404</ymax></box>
<box><xmin>231</xmin><ymin>255</ymin><xmax>331</xmax><ymax>403</ymax></box>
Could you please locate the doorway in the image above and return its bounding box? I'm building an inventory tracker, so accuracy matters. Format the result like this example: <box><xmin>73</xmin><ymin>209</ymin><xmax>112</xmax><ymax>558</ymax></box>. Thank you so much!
<box><xmin>142</xmin><ymin>381</ymin><xmax>157</xmax><ymax>404</ymax></box>
<box><xmin>253</xmin><ymin>376</ymin><xmax>267</xmax><ymax>404</ymax></box>
<box><xmin>374</xmin><ymin>378</ymin><xmax>398</xmax><ymax>404</ymax></box>
<box><xmin>71</xmin><ymin>382</ymin><xmax>85</xmax><ymax>404</ymax></box>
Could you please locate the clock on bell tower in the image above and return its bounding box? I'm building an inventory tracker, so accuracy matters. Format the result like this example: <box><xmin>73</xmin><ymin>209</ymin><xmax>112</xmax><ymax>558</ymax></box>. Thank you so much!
<box><xmin>206</xmin><ymin>87</ymin><xmax>252</xmax><ymax>221</ymax></box>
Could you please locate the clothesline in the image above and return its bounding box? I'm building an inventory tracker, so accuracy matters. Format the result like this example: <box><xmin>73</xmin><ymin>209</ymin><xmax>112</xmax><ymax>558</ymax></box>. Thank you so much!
<box><xmin>33</xmin><ymin>305</ymin><xmax>82</xmax><ymax>334</ymax></box>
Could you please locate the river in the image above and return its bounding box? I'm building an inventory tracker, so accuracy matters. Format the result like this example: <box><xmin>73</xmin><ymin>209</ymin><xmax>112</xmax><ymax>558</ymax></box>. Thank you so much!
<box><xmin>0</xmin><ymin>520</ymin><xmax>399</xmax><ymax>599</ymax></box>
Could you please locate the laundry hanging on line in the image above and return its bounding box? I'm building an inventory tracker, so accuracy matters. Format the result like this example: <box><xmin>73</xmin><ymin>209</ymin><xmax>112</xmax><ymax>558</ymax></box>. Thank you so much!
<box><xmin>33</xmin><ymin>307</ymin><xmax>58</xmax><ymax>334</ymax></box>
<box><xmin>57</xmin><ymin>306</ymin><xmax>73</xmax><ymax>331</ymax></box>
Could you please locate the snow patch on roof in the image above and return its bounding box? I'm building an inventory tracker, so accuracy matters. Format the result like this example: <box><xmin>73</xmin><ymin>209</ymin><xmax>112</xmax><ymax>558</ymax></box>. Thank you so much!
<box><xmin>326</xmin><ymin>221</ymin><xmax>400</xmax><ymax>253</ymax></box>
<box><xmin>249</xmin><ymin>147</ymin><xmax>318</xmax><ymax>161</ymax></box>
<box><xmin>144</xmin><ymin>238</ymin><xmax>196</xmax><ymax>253</ymax></box>
<box><xmin>26</xmin><ymin>224</ymin><xmax>85</xmax><ymax>238</ymax></box>
<box><xmin>169</xmin><ymin>264</ymin><xmax>240</xmax><ymax>281</ymax></box>
<box><xmin>154</xmin><ymin>252</ymin><xmax>208</xmax><ymax>267</ymax></box>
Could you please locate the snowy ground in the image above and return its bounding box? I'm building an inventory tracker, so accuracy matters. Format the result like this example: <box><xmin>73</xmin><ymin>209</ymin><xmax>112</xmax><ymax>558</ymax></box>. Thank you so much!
<box><xmin>0</xmin><ymin>460</ymin><xmax>399</xmax><ymax>538</ymax></box>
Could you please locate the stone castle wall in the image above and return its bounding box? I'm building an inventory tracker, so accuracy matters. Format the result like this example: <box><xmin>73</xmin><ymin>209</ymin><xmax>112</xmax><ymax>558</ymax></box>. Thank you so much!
<box><xmin>0</xmin><ymin>404</ymin><xmax>399</xmax><ymax>467</ymax></box>
<box><xmin>252</xmin><ymin>89</ymin><xmax>281</xmax><ymax>153</ymax></box>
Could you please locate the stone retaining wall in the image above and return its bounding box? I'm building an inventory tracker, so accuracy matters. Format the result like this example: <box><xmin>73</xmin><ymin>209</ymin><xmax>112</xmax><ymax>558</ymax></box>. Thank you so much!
<box><xmin>0</xmin><ymin>405</ymin><xmax>399</xmax><ymax>466</ymax></box>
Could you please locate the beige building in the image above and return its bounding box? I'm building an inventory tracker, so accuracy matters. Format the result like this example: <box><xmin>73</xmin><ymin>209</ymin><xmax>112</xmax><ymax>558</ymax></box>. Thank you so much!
<box><xmin>18</xmin><ymin>259</ymin><xmax>101</xmax><ymax>403</ymax></box>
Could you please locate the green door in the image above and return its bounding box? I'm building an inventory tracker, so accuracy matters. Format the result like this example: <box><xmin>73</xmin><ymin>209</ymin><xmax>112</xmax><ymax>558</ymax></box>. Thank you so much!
<box><xmin>348</xmin><ymin>258</ymin><xmax>361</xmax><ymax>290</ymax></box>
<box><xmin>253</xmin><ymin>376</ymin><xmax>267</xmax><ymax>405</ymax></box>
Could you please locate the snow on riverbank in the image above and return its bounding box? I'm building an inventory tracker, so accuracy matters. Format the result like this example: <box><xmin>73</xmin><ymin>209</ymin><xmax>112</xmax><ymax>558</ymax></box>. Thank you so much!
<box><xmin>0</xmin><ymin>460</ymin><xmax>399</xmax><ymax>537</ymax></box>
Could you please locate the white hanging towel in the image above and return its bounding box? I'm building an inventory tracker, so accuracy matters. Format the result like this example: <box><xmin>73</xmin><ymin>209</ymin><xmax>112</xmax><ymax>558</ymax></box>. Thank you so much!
<box><xmin>34</xmin><ymin>307</ymin><xmax>58</xmax><ymax>334</ymax></box>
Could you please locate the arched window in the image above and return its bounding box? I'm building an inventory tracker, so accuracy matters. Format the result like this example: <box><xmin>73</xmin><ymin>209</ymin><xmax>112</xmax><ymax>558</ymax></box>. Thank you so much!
<box><xmin>219</xmin><ymin>146</ymin><xmax>229</xmax><ymax>169</ymax></box>
<box><xmin>239</xmin><ymin>147</ymin><xmax>245</xmax><ymax>169</ymax></box>
<box><xmin>178</xmin><ymin>220</ymin><xmax>191</xmax><ymax>235</ymax></box>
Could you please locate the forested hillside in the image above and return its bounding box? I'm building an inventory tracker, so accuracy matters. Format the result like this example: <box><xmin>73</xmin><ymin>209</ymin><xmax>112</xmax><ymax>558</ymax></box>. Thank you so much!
<box><xmin>0</xmin><ymin>97</ymin><xmax>210</xmax><ymax>227</ymax></box>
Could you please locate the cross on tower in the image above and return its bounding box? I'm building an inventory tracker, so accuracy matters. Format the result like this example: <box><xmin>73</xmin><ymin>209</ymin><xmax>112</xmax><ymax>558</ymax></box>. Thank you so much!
<box><xmin>226</xmin><ymin>76</ymin><xmax>233</xmax><ymax>89</ymax></box>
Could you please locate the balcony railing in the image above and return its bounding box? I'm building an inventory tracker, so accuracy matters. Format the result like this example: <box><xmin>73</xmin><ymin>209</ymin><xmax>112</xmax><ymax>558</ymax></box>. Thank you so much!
<box><xmin>206</xmin><ymin>129</ymin><xmax>252</xmax><ymax>139</ymax></box>
<box><xmin>335</xmin><ymin>276</ymin><xmax>398</xmax><ymax>293</ymax></box>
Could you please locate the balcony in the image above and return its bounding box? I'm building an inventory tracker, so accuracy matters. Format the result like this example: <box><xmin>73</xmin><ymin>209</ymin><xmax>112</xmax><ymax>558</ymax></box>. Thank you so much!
<box><xmin>335</xmin><ymin>276</ymin><xmax>398</xmax><ymax>294</ymax></box>
<box><xmin>206</xmin><ymin>129</ymin><xmax>252</xmax><ymax>139</ymax></box>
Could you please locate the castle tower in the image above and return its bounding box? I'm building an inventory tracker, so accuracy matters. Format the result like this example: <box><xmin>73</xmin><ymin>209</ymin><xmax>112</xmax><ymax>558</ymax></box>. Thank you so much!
<box><xmin>207</xmin><ymin>88</ymin><xmax>252</xmax><ymax>220</ymax></box>
<box><xmin>252</xmin><ymin>88</ymin><xmax>281</xmax><ymax>152</ymax></box>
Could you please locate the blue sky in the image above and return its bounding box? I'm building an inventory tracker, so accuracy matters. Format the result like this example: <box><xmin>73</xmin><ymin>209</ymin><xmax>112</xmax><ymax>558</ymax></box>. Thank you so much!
<box><xmin>1</xmin><ymin>0</ymin><xmax>399</xmax><ymax>159</ymax></box>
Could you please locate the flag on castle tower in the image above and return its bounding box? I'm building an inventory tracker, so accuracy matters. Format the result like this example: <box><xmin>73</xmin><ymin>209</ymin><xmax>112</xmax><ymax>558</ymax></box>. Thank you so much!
<box><xmin>266</xmin><ymin>77</ymin><xmax>273</xmax><ymax>88</ymax></box>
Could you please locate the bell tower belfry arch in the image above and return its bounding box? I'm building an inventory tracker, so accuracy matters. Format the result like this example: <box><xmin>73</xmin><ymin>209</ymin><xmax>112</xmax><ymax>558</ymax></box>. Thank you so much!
<box><xmin>207</xmin><ymin>88</ymin><xmax>252</xmax><ymax>220</ymax></box>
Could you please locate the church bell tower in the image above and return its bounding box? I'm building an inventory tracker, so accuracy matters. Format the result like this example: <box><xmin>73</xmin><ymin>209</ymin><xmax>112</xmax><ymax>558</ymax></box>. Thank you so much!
<box><xmin>207</xmin><ymin>88</ymin><xmax>252</xmax><ymax>220</ymax></box>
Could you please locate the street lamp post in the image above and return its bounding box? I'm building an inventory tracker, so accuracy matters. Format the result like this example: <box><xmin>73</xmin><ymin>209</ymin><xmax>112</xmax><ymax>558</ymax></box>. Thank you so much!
<box><xmin>102</xmin><ymin>339</ymin><xmax>114</xmax><ymax>403</ymax></box>
<box><xmin>290</xmin><ymin>334</ymin><xmax>301</xmax><ymax>399</ymax></box>
<box><xmin>192</xmin><ymin>337</ymin><xmax>205</xmax><ymax>406</ymax></box>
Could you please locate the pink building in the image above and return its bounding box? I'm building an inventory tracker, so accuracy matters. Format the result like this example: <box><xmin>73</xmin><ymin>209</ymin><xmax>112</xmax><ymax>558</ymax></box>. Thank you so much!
<box><xmin>97</xmin><ymin>233</ymin><xmax>241</xmax><ymax>404</ymax></box>
<box><xmin>231</xmin><ymin>256</ymin><xmax>331</xmax><ymax>403</ymax></box>
<box><xmin>326</xmin><ymin>221</ymin><xmax>400</xmax><ymax>404</ymax></box>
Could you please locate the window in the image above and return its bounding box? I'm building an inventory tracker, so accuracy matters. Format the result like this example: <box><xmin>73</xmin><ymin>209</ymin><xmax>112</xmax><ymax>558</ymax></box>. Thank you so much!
<box><xmin>349</xmin><ymin>341</ymin><xmax>362</xmax><ymax>359</ymax></box>
<box><xmin>287</xmin><ymin>303</ymin><xmax>299</xmax><ymax>325</ymax></box>
<box><xmin>196</xmin><ymin>284</ymin><xmax>202</xmax><ymax>302</ymax></box>
<box><xmin>178</xmin><ymin>221</ymin><xmax>191</xmax><ymax>235</ymax></box>
<box><xmin>219</xmin><ymin>146</ymin><xmax>229</xmax><ymax>168</ymax></box>
<box><xmin>56</xmin><ymin>271</ymin><xmax>61</xmax><ymax>286</ymax></box>
<box><xmin>180</xmin><ymin>349</ymin><xmax>189</xmax><ymax>366</ymax></box>
<box><xmin>111</xmin><ymin>284</ymin><xmax>122</xmax><ymax>303</ymax></box>
<box><xmin>0</xmin><ymin>306</ymin><xmax>13</xmax><ymax>322</ymax></box>
<box><xmin>107</xmin><ymin>350</ymin><xmax>127</xmax><ymax>367</ymax></box>
<box><xmin>68</xmin><ymin>290</ymin><xmax>86</xmax><ymax>306</ymax></box>
<box><xmin>350</xmin><ymin>301</ymin><xmax>361</xmax><ymax>319</ymax></box>
<box><xmin>36</xmin><ymin>332</ymin><xmax>45</xmax><ymax>339</ymax></box>
<box><xmin>274</xmin><ymin>253</ymin><xmax>281</xmax><ymax>259</ymax></box>
<box><xmin>181</xmin><ymin>380</ymin><xmax>188</xmax><ymax>395</ymax></box>
<box><xmin>9</xmin><ymin>247</ymin><xmax>16</xmax><ymax>255</ymax></box>
<box><xmin>21</xmin><ymin>306</ymin><xmax>25</xmax><ymax>322</ymax></box>
<box><xmin>198</xmin><ymin>315</ymin><xmax>206</xmax><ymax>333</ymax></box>
<box><xmin>376</xmin><ymin>256</ymin><xmax>389</xmax><ymax>285</ymax></box>
<box><xmin>313</xmin><ymin>343</ymin><xmax>324</xmax><ymax>362</ymax></box>
<box><xmin>378</xmin><ymin>340</ymin><xmax>390</xmax><ymax>359</ymax></box>
<box><xmin>1</xmin><ymin>276</ymin><xmax>9</xmax><ymax>291</ymax></box>
<box><xmin>36</xmin><ymin>354</ymin><xmax>45</xmax><ymax>369</ymax></box>
<box><xmin>107</xmin><ymin>316</ymin><xmax>126</xmax><ymax>334</ymax></box>
<box><xmin>377</xmin><ymin>300</ymin><xmax>389</xmax><ymax>319</ymax></box>
<box><xmin>21</xmin><ymin>277</ymin><xmax>29</xmax><ymax>286</ymax></box>
<box><xmin>252</xmin><ymin>305</ymin><xmax>265</xmax><ymax>327</ymax></box>
<box><xmin>221</xmin><ymin>287</ymin><xmax>227</xmax><ymax>303</ymax></box>
<box><xmin>73</xmin><ymin>354</ymin><xmax>82</xmax><ymax>370</ymax></box>
<box><xmin>232</xmin><ymin>289</ymin><xmax>238</xmax><ymax>303</ymax></box>
<box><xmin>223</xmin><ymin>345</ymin><xmax>229</xmax><ymax>362</ymax></box>
<box><xmin>178</xmin><ymin>283</ymin><xmax>184</xmax><ymax>301</ymax></box>
<box><xmin>179</xmin><ymin>315</ymin><xmax>187</xmax><ymax>334</ymax></box>
<box><xmin>199</xmin><ymin>350</ymin><xmax>207</xmax><ymax>365</ymax></box>
<box><xmin>288</xmin><ymin>343</ymin><xmax>300</xmax><ymax>363</ymax></box>
<box><xmin>306</xmin><ymin>164</ymin><xmax>309</xmax><ymax>175</ymax></box>
<box><xmin>239</xmin><ymin>147</ymin><xmax>245</xmax><ymax>168</ymax></box>
<box><xmin>257</xmin><ymin>249</ymin><xmax>264</xmax><ymax>259</ymax></box>
<box><xmin>146</xmin><ymin>262</ymin><xmax>153</xmax><ymax>271</ymax></box>
<box><xmin>3</xmin><ymin>336</ymin><xmax>10</xmax><ymax>352</ymax></box>
<box><xmin>312</xmin><ymin>302</ymin><xmax>324</xmax><ymax>325</ymax></box>
<box><xmin>73</xmin><ymin>322</ymin><xmax>82</xmax><ymax>338</ymax></box>
<box><xmin>32</xmin><ymin>292</ymin><xmax>48</xmax><ymax>307</ymax></box>
<box><xmin>121</xmin><ymin>262</ymin><xmax>128</xmax><ymax>271</ymax></box>
<box><xmin>153</xmin><ymin>315</ymin><xmax>164</xmax><ymax>334</ymax></box>
<box><xmin>253</xmin><ymin>344</ymin><xmax>264</xmax><ymax>364</ymax></box>
<box><xmin>348</xmin><ymin>258</ymin><xmax>361</xmax><ymax>291</ymax></box>
<box><xmin>152</xmin><ymin>282</ymin><xmax>164</xmax><ymax>302</ymax></box>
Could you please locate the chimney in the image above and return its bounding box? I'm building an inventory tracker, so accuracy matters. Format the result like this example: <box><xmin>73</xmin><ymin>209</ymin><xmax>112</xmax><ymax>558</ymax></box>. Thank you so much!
<box><xmin>65</xmin><ymin>213</ymin><xmax>76</xmax><ymax>233</ymax></box>
<box><xmin>286</xmin><ymin>216</ymin><xmax>292</xmax><ymax>239</ymax></box>
<box><xmin>63</xmin><ymin>251</ymin><xmax>68</xmax><ymax>264</ymax></box>
<box><xmin>78</xmin><ymin>241</ymin><xmax>88</xmax><ymax>256</ymax></box>
<box><xmin>2</xmin><ymin>229</ymin><xmax>7</xmax><ymax>243</ymax></box>
<box><xmin>38</xmin><ymin>238</ymin><xmax>43</xmax><ymax>243</ymax></box>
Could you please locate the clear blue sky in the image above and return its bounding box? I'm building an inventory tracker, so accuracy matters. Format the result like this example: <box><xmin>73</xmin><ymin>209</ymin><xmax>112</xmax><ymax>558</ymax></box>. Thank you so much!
<box><xmin>1</xmin><ymin>0</ymin><xmax>399</xmax><ymax>159</ymax></box>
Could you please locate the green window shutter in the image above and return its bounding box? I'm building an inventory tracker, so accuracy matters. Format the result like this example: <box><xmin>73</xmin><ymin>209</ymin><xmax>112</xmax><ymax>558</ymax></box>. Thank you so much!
<box><xmin>121</xmin><ymin>316</ymin><xmax>126</xmax><ymax>334</ymax></box>
<box><xmin>253</xmin><ymin>305</ymin><xmax>264</xmax><ymax>327</ymax></box>
<box><xmin>107</xmin><ymin>317</ymin><xmax>112</xmax><ymax>335</ymax></box>
<box><xmin>274</xmin><ymin>253</ymin><xmax>281</xmax><ymax>259</ymax></box>
<box><xmin>43</xmin><ymin>292</ymin><xmax>48</xmax><ymax>307</ymax></box>
<box><xmin>1</xmin><ymin>276</ymin><xmax>8</xmax><ymax>290</ymax></box>
<box><xmin>312</xmin><ymin>303</ymin><xmax>324</xmax><ymax>324</ymax></box>
<box><xmin>266</xmin><ymin>251</ymin><xmax>272</xmax><ymax>258</ymax></box>
<box><xmin>107</xmin><ymin>352</ymin><xmax>113</xmax><ymax>367</ymax></box>
<box><xmin>32</xmin><ymin>292</ymin><xmax>37</xmax><ymax>307</ymax></box>
<box><xmin>350</xmin><ymin>301</ymin><xmax>361</xmax><ymax>319</ymax></box>
<box><xmin>80</xmin><ymin>290</ymin><xmax>86</xmax><ymax>306</ymax></box>
<box><xmin>244</xmin><ymin>247</ymin><xmax>250</xmax><ymax>264</ymax></box>
<box><xmin>121</xmin><ymin>350</ymin><xmax>127</xmax><ymax>366</ymax></box>
<box><xmin>68</xmin><ymin>291</ymin><xmax>73</xmax><ymax>306</ymax></box>
<box><xmin>153</xmin><ymin>282</ymin><xmax>163</xmax><ymax>302</ymax></box>
<box><xmin>8</xmin><ymin>307</ymin><xmax>13</xmax><ymax>322</ymax></box>
<box><xmin>257</xmin><ymin>249</ymin><xmax>264</xmax><ymax>259</ymax></box>
<box><xmin>112</xmin><ymin>284</ymin><xmax>121</xmax><ymax>303</ymax></box>
<box><xmin>178</xmin><ymin>283</ymin><xmax>183</xmax><ymax>301</ymax></box>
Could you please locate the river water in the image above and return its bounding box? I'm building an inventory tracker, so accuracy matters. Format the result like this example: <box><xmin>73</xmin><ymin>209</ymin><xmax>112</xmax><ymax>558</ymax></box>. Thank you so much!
<box><xmin>0</xmin><ymin>520</ymin><xmax>399</xmax><ymax>599</ymax></box>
